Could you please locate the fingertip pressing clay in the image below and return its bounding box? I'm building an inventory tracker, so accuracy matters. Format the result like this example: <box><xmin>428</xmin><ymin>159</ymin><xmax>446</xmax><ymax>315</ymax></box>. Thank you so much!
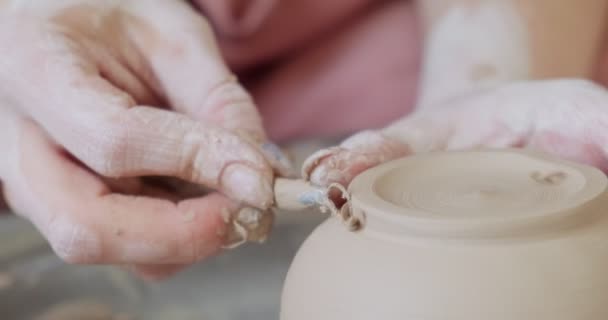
<box><xmin>280</xmin><ymin>148</ymin><xmax>608</xmax><ymax>320</ymax></box>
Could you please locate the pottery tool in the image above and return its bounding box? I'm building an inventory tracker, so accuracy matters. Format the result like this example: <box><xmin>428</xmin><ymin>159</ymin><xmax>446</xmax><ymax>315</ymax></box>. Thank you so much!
<box><xmin>273</xmin><ymin>178</ymin><xmax>360</xmax><ymax>229</ymax></box>
<box><xmin>273</xmin><ymin>178</ymin><xmax>327</xmax><ymax>211</ymax></box>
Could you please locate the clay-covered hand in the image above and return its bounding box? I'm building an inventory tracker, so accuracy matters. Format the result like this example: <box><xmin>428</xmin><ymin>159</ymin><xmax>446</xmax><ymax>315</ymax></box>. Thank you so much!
<box><xmin>304</xmin><ymin>79</ymin><xmax>608</xmax><ymax>187</ymax></box>
<box><xmin>0</xmin><ymin>0</ymin><xmax>291</xmax><ymax>279</ymax></box>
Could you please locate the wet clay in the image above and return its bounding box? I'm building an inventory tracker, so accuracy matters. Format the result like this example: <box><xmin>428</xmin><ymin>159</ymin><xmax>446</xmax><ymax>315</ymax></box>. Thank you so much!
<box><xmin>281</xmin><ymin>149</ymin><xmax>608</xmax><ymax>320</ymax></box>
<box><xmin>221</xmin><ymin>206</ymin><xmax>274</xmax><ymax>249</ymax></box>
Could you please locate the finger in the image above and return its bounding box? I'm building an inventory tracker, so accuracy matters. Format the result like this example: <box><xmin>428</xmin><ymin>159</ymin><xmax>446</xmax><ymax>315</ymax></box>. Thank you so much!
<box><xmin>303</xmin><ymin>130</ymin><xmax>410</xmax><ymax>187</ymax></box>
<box><xmin>26</xmin><ymin>64</ymin><xmax>274</xmax><ymax>207</ymax></box>
<box><xmin>96</xmin><ymin>106</ymin><xmax>275</xmax><ymax>208</ymax></box>
<box><xmin>123</xmin><ymin>0</ymin><xmax>293</xmax><ymax>176</ymax></box>
<box><xmin>92</xmin><ymin>46</ymin><xmax>162</xmax><ymax>106</ymax></box>
<box><xmin>124</xmin><ymin>0</ymin><xmax>263</xmax><ymax>137</ymax></box>
<box><xmin>7</xmin><ymin>121</ymin><xmax>273</xmax><ymax>265</ymax></box>
<box><xmin>6</xmin><ymin>20</ymin><xmax>278</xmax><ymax>208</ymax></box>
<box><xmin>302</xmin><ymin>102</ymin><xmax>481</xmax><ymax>187</ymax></box>
<box><xmin>386</xmin><ymin>80</ymin><xmax>606</xmax><ymax>154</ymax></box>
<box><xmin>360</xmin><ymin>81</ymin><xmax>608</xmax><ymax>175</ymax></box>
<box><xmin>46</xmin><ymin>93</ymin><xmax>275</xmax><ymax>207</ymax></box>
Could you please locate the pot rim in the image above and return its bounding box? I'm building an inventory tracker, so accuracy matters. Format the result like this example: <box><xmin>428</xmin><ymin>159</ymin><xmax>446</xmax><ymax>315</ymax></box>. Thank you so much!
<box><xmin>348</xmin><ymin>148</ymin><xmax>608</xmax><ymax>239</ymax></box>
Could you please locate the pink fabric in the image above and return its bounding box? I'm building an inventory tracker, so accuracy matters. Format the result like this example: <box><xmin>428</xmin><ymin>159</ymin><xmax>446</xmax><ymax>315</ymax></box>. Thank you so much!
<box><xmin>192</xmin><ymin>0</ymin><xmax>422</xmax><ymax>142</ymax></box>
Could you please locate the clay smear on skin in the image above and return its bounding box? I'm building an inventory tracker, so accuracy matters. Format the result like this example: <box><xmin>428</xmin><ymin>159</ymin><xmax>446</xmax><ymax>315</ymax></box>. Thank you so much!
<box><xmin>221</xmin><ymin>206</ymin><xmax>274</xmax><ymax>249</ymax></box>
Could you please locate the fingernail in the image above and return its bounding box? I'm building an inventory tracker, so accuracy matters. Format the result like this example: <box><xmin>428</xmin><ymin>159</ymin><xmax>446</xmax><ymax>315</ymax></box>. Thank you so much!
<box><xmin>261</xmin><ymin>142</ymin><xmax>296</xmax><ymax>175</ymax></box>
<box><xmin>221</xmin><ymin>163</ymin><xmax>273</xmax><ymax>208</ymax></box>
<box><xmin>222</xmin><ymin>207</ymin><xmax>275</xmax><ymax>249</ymax></box>
<box><xmin>301</xmin><ymin>147</ymin><xmax>342</xmax><ymax>180</ymax></box>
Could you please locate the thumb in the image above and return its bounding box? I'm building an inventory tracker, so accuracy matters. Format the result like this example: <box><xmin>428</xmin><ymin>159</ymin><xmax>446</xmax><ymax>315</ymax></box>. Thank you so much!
<box><xmin>303</xmin><ymin>107</ymin><xmax>470</xmax><ymax>187</ymax></box>
<box><xmin>124</xmin><ymin>0</ymin><xmax>292</xmax><ymax>176</ymax></box>
<box><xmin>303</xmin><ymin>130</ymin><xmax>411</xmax><ymax>187</ymax></box>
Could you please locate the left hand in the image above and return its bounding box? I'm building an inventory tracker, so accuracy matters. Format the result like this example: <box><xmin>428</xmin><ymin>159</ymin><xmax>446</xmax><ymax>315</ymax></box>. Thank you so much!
<box><xmin>303</xmin><ymin>79</ymin><xmax>608</xmax><ymax>187</ymax></box>
<box><xmin>0</xmin><ymin>0</ymin><xmax>290</xmax><ymax>280</ymax></box>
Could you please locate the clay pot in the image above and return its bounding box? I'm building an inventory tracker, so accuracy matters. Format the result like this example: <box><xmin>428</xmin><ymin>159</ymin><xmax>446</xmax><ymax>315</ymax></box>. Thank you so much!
<box><xmin>281</xmin><ymin>149</ymin><xmax>608</xmax><ymax>320</ymax></box>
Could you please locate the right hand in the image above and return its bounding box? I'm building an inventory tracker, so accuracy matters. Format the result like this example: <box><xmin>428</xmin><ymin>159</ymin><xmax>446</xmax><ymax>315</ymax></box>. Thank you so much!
<box><xmin>0</xmin><ymin>0</ymin><xmax>291</xmax><ymax>279</ymax></box>
<box><xmin>303</xmin><ymin>80</ymin><xmax>608</xmax><ymax>188</ymax></box>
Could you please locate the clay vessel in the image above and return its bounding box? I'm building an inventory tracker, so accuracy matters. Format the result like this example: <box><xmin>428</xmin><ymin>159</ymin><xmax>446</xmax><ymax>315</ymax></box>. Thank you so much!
<box><xmin>280</xmin><ymin>149</ymin><xmax>608</xmax><ymax>319</ymax></box>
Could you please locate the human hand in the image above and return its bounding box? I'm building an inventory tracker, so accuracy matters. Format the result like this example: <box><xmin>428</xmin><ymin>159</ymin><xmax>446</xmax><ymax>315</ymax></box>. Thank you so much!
<box><xmin>303</xmin><ymin>80</ymin><xmax>608</xmax><ymax>188</ymax></box>
<box><xmin>0</xmin><ymin>0</ymin><xmax>291</xmax><ymax>279</ymax></box>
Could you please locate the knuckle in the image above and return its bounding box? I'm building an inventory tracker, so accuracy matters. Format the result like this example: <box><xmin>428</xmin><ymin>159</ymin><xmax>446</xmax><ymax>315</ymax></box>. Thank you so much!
<box><xmin>226</xmin><ymin>135</ymin><xmax>267</xmax><ymax>167</ymax></box>
<box><xmin>204</xmin><ymin>81</ymin><xmax>261</xmax><ymax>130</ymax></box>
<box><xmin>47</xmin><ymin>216</ymin><xmax>102</xmax><ymax>264</ymax></box>
<box><xmin>189</xmin><ymin>128</ymin><xmax>267</xmax><ymax>182</ymax></box>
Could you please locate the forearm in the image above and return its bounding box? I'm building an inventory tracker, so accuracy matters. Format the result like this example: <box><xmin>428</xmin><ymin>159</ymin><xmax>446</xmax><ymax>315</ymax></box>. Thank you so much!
<box><xmin>416</xmin><ymin>0</ymin><xmax>608</xmax><ymax>108</ymax></box>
